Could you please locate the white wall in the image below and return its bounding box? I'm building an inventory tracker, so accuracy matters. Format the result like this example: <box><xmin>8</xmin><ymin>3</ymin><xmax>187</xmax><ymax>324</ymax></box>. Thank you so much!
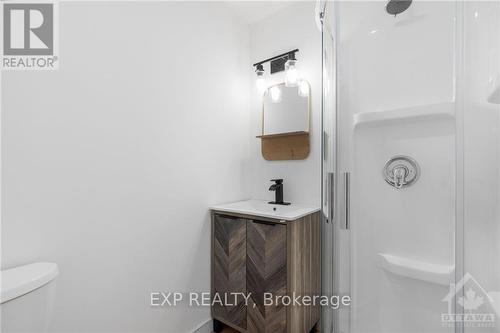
<box><xmin>248</xmin><ymin>2</ymin><xmax>321</xmax><ymax>206</ymax></box>
<box><xmin>1</xmin><ymin>2</ymin><xmax>250</xmax><ymax>332</ymax></box>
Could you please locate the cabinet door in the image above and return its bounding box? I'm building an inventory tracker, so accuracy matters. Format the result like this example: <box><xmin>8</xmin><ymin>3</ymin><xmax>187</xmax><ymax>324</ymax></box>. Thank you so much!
<box><xmin>247</xmin><ymin>221</ymin><xmax>287</xmax><ymax>333</ymax></box>
<box><xmin>212</xmin><ymin>214</ymin><xmax>247</xmax><ymax>329</ymax></box>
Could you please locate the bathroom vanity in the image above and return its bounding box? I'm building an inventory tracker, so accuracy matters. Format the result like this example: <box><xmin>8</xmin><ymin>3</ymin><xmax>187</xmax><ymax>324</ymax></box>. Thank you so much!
<box><xmin>210</xmin><ymin>200</ymin><xmax>321</xmax><ymax>333</ymax></box>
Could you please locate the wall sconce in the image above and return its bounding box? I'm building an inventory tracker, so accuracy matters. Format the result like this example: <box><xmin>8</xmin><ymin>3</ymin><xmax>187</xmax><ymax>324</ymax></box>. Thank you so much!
<box><xmin>253</xmin><ymin>49</ymin><xmax>299</xmax><ymax>92</ymax></box>
<box><xmin>255</xmin><ymin>64</ymin><xmax>266</xmax><ymax>91</ymax></box>
<box><xmin>285</xmin><ymin>52</ymin><xmax>298</xmax><ymax>87</ymax></box>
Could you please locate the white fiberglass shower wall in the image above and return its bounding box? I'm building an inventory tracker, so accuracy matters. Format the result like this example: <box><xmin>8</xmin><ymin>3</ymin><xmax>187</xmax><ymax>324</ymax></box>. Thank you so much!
<box><xmin>460</xmin><ymin>1</ymin><xmax>500</xmax><ymax>332</ymax></box>
<box><xmin>321</xmin><ymin>1</ymin><xmax>500</xmax><ymax>332</ymax></box>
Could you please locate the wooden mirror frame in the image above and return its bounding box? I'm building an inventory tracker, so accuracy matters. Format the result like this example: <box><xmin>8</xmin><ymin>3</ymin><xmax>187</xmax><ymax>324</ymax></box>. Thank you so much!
<box><xmin>256</xmin><ymin>81</ymin><xmax>311</xmax><ymax>161</ymax></box>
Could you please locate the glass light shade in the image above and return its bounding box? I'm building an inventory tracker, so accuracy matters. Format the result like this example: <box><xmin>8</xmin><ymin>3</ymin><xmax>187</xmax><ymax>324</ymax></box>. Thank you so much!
<box><xmin>256</xmin><ymin>74</ymin><xmax>266</xmax><ymax>91</ymax></box>
<box><xmin>255</xmin><ymin>66</ymin><xmax>266</xmax><ymax>92</ymax></box>
<box><xmin>285</xmin><ymin>59</ymin><xmax>299</xmax><ymax>87</ymax></box>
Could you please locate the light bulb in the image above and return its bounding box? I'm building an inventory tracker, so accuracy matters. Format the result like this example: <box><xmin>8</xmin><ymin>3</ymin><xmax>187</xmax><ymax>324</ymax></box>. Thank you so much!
<box><xmin>256</xmin><ymin>76</ymin><xmax>266</xmax><ymax>91</ymax></box>
<box><xmin>255</xmin><ymin>64</ymin><xmax>266</xmax><ymax>93</ymax></box>
<box><xmin>285</xmin><ymin>59</ymin><xmax>298</xmax><ymax>87</ymax></box>
<box><xmin>298</xmin><ymin>80</ymin><xmax>309</xmax><ymax>97</ymax></box>
<box><xmin>270</xmin><ymin>86</ymin><xmax>282</xmax><ymax>103</ymax></box>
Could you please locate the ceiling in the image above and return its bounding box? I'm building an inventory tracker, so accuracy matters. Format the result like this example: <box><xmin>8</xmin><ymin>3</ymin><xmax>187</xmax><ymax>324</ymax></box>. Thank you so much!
<box><xmin>223</xmin><ymin>1</ymin><xmax>296</xmax><ymax>25</ymax></box>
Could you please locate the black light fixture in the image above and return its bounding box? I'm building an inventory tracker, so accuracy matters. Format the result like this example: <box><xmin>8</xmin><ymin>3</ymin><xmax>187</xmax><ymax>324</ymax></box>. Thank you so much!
<box><xmin>253</xmin><ymin>49</ymin><xmax>299</xmax><ymax>90</ymax></box>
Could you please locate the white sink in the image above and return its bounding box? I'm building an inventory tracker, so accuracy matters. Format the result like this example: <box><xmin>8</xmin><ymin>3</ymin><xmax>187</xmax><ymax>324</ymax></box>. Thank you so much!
<box><xmin>210</xmin><ymin>199</ymin><xmax>320</xmax><ymax>221</ymax></box>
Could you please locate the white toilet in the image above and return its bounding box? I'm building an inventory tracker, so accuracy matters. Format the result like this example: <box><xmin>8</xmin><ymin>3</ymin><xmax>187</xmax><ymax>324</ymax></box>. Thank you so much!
<box><xmin>1</xmin><ymin>262</ymin><xmax>59</xmax><ymax>332</ymax></box>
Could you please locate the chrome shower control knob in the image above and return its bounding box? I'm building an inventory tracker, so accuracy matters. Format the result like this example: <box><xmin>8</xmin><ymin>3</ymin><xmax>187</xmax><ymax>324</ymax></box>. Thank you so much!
<box><xmin>383</xmin><ymin>155</ymin><xmax>420</xmax><ymax>189</ymax></box>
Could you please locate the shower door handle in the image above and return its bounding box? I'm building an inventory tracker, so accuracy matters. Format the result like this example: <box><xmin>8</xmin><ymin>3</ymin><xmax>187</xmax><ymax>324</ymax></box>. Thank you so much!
<box><xmin>327</xmin><ymin>172</ymin><xmax>334</xmax><ymax>223</ymax></box>
<box><xmin>341</xmin><ymin>172</ymin><xmax>350</xmax><ymax>230</ymax></box>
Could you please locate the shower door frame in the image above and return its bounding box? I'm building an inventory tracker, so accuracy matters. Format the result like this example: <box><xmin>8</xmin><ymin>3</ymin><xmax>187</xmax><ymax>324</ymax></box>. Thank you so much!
<box><xmin>454</xmin><ymin>2</ymin><xmax>465</xmax><ymax>333</ymax></box>
<box><xmin>321</xmin><ymin>1</ymin><xmax>348</xmax><ymax>333</ymax></box>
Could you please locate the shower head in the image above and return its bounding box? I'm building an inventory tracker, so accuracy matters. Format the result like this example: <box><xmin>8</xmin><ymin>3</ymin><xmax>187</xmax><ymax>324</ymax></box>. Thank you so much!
<box><xmin>386</xmin><ymin>0</ymin><xmax>412</xmax><ymax>16</ymax></box>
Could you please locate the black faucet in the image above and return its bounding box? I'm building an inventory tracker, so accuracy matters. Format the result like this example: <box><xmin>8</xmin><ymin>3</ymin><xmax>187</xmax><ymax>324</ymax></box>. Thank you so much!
<box><xmin>268</xmin><ymin>179</ymin><xmax>290</xmax><ymax>205</ymax></box>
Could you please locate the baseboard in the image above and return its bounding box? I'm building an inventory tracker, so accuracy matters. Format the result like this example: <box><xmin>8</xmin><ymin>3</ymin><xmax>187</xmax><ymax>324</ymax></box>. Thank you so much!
<box><xmin>193</xmin><ymin>319</ymin><xmax>212</xmax><ymax>333</ymax></box>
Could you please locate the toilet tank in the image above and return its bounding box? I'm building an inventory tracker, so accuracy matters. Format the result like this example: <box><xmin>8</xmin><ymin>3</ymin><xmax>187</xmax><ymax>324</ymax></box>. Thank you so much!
<box><xmin>0</xmin><ymin>263</ymin><xmax>59</xmax><ymax>333</ymax></box>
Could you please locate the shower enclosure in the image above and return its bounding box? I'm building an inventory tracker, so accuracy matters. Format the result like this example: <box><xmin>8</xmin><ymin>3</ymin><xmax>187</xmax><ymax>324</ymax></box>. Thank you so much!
<box><xmin>320</xmin><ymin>1</ymin><xmax>500</xmax><ymax>332</ymax></box>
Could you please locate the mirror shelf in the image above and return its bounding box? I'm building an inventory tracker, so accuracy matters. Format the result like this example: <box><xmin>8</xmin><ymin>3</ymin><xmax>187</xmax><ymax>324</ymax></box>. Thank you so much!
<box><xmin>257</xmin><ymin>131</ymin><xmax>309</xmax><ymax>161</ymax></box>
<box><xmin>256</xmin><ymin>130</ymin><xmax>308</xmax><ymax>139</ymax></box>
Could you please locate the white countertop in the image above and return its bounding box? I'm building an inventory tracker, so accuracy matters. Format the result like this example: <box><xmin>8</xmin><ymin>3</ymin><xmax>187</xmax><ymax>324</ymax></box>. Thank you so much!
<box><xmin>210</xmin><ymin>199</ymin><xmax>320</xmax><ymax>221</ymax></box>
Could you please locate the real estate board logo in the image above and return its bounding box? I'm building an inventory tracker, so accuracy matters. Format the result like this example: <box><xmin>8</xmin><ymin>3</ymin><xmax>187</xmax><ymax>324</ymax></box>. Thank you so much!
<box><xmin>442</xmin><ymin>273</ymin><xmax>497</xmax><ymax>329</ymax></box>
<box><xmin>1</xmin><ymin>1</ymin><xmax>58</xmax><ymax>70</ymax></box>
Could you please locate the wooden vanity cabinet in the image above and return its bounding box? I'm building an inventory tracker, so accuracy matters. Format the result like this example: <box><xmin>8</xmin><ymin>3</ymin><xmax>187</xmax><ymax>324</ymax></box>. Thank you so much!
<box><xmin>212</xmin><ymin>215</ymin><xmax>248</xmax><ymax>329</ymax></box>
<box><xmin>211</xmin><ymin>211</ymin><xmax>321</xmax><ymax>333</ymax></box>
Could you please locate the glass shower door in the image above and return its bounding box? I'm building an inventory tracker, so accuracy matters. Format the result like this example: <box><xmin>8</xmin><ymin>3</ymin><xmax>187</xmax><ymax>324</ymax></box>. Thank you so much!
<box><xmin>322</xmin><ymin>2</ymin><xmax>352</xmax><ymax>333</ymax></box>
<box><xmin>458</xmin><ymin>1</ymin><xmax>500</xmax><ymax>333</ymax></box>
<box><xmin>321</xmin><ymin>4</ymin><xmax>336</xmax><ymax>332</ymax></box>
<box><xmin>322</xmin><ymin>1</ymin><xmax>461</xmax><ymax>332</ymax></box>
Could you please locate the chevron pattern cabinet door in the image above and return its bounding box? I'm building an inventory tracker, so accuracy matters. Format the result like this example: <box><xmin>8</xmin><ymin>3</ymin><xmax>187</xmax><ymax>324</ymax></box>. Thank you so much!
<box><xmin>247</xmin><ymin>221</ymin><xmax>287</xmax><ymax>333</ymax></box>
<box><xmin>212</xmin><ymin>215</ymin><xmax>247</xmax><ymax>330</ymax></box>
